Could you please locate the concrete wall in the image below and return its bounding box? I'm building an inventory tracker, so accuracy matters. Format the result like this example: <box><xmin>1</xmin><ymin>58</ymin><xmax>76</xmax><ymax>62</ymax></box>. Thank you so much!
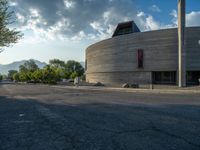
<box><xmin>86</xmin><ymin>27</ymin><xmax>200</xmax><ymax>85</ymax></box>
<box><xmin>86</xmin><ymin>72</ymin><xmax>152</xmax><ymax>86</ymax></box>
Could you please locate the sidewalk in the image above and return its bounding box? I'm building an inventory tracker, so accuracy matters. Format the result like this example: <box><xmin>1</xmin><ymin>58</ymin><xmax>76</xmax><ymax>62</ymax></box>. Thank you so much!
<box><xmin>52</xmin><ymin>85</ymin><xmax>200</xmax><ymax>94</ymax></box>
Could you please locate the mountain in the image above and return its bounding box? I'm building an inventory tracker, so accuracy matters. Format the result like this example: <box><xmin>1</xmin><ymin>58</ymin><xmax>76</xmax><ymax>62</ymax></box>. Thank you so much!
<box><xmin>0</xmin><ymin>59</ymin><xmax>47</xmax><ymax>75</ymax></box>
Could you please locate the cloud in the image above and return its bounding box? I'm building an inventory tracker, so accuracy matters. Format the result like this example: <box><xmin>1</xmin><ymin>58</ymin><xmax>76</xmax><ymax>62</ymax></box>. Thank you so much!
<box><xmin>187</xmin><ymin>11</ymin><xmax>200</xmax><ymax>27</ymax></box>
<box><xmin>149</xmin><ymin>5</ymin><xmax>161</xmax><ymax>12</ymax></box>
<box><xmin>64</xmin><ymin>0</ymin><xmax>75</xmax><ymax>9</ymax></box>
<box><xmin>136</xmin><ymin>10</ymin><xmax>200</xmax><ymax>31</ymax></box>
<box><xmin>169</xmin><ymin>10</ymin><xmax>200</xmax><ymax>27</ymax></box>
<box><xmin>10</xmin><ymin>0</ymin><xmax>200</xmax><ymax>42</ymax></box>
<box><xmin>11</xmin><ymin>0</ymin><xmax>137</xmax><ymax>41</ymax></box>
<box><xmin>170</xmin><ymin>9</ymin><xmax>178</xmax><ymax>26</ymax></box>
<box><xmin>136</xmin><ymin>11</ymin><xmax>176</xmax><ymax>31</ymax></box>
<box><xmin>9</xmin><ymin>2</ymin><xmax>18</xmax><ymax>6</ymax></box>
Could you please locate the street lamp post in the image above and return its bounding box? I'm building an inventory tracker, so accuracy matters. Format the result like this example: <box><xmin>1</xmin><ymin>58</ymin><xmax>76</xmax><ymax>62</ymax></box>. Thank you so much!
<box><xmin>178</xmin><ymin>0</ymin><xmax>186</xmax><ymax>87</ymax></box>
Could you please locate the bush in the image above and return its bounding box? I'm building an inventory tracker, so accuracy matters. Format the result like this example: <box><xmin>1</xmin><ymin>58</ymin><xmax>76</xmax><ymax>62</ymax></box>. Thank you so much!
<box><xmin>81</xmin><ymin>74</ymin><xmax>86</xmax><ymax>81</ymax></box>
<box><xmin>12</xmin><ymin>59</ymin><xmax>85</xmax><ymax>84</ymax></box>
<box><xmin>42</xmin><ymin>66</ymin><xmax>60</xmax><ymax>84</ymax></box>
<box><xmin>70</xmin><ymin>72</ymin><xmax>78</xmax><ymax>79</ymax></box>
<box><xmin>13</xmin><ymin>73</ymin><xmax>20</xmax><ymax>81</ymax></box>
<box><xmin>32</xmin><ymin>69</ymin><xmax>43</xmax><ymax>82</ymax></box>
<box><xmin>8</xmin><ymin>70</ymin><xmax>18</xmax><ymax>80</ymax></box>
<box><xmin>19</xmin><ymin>73</ymin><xmax>28</xmax><ymax>82</ymax></box>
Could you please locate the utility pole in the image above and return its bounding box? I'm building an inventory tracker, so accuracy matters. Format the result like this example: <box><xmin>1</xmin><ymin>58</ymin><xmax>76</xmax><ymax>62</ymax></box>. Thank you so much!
<box><xmin>178</xmin><ymin>0</ymin><xmax>186</xmax><ymax>87</ymax></box>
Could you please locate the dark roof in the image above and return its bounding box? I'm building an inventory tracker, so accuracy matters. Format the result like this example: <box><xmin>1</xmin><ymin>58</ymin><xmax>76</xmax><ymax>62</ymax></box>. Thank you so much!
<box><xmin>112</xmin><ymin>21</ymin><xmax>140</xmax><ymax>37</ymax></box>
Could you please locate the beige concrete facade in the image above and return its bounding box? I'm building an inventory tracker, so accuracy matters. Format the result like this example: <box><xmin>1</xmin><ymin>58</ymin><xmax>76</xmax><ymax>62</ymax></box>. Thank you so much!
<box><xmin>86</xmin><ymin>27</ymin><xmax>200</xmax><ymax>86</ymax></box>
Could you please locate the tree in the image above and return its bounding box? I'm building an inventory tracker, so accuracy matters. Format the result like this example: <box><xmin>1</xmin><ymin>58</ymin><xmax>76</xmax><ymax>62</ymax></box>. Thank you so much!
<box><xmin>19</xmin><ymin>60</ymin><xmax>39</xmax><ymax>73</ymax></box>
<box><xmin>0</xmin><ymin>74</ymin><xmax>2</xmax><ymax>81</ymax></box>
<box><xmin>65</xmin><ymin>60</ymin><xmax>84</xmax><ymax>77</ymax></box>
<box><xmin>42</xmin><ymin>65</ymin><xmax>60</xmax><ymax>84</ymax></box>
<box><xmin>13</xmin><ymin>72</ymin><xmax>19</xmax><ymax>81</ymax></box>
<box><xmin>0</xmin><ymin>0</ymin><xmax>22</xmax><ymax>52</ymax></box>
<box><xmin>19</xmin><ymin>72</ymin><xmax>29</xmax><ymax>82</ymax></box>
<box><xmin>49</xmin><ymin>59</ymin><xmax>65</xmax><ymax>68</ymax></box>
<box><xmin>70</xmin><ymin>72</ymin><xmax>78</xmax><ymax>79</ymax></box>
<box><xmin>8</xmin><ymin>70</ymin><xmax>18</xmax><ymax>80</ymax></box>
<box><xmin>19</xmin><ymin>64</ymin><xmax>28</xmax><ymax>73</ymax></box>
<box><xmin>32</xmin><ymin>69</ymin><xmax>43</xmax><ymax>82</ymax></box>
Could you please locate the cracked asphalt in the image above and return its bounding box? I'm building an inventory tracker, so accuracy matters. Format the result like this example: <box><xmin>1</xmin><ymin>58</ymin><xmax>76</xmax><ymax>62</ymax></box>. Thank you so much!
<box><xmin>0</xmin><ymin>84</ymin><xmax>200</xmax><ymax>150</ymax></box>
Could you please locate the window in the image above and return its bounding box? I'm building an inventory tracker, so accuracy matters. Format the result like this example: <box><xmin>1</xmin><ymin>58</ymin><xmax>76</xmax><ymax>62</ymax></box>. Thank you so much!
<box><xmin>85</xmin><ymin>59</ymin><xmax>87</xmax><ymax>71</ymax></box>
<box><xmin>138</xmin><ymin>49</ymin><xmax>143</xmax><ymax>68</ymax></box>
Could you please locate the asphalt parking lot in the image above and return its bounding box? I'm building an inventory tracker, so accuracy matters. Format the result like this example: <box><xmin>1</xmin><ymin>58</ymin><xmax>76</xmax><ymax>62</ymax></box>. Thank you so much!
<box><xmin>0</xmin><ymin>84</ymin><xmax>200</xmax><ymax>150</ymax></box>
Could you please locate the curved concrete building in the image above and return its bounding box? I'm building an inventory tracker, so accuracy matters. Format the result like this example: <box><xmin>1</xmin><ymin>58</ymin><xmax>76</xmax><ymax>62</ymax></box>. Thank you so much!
<box><xmin>85</xmin><ymin>21</ymin><xmax>200</xmax><ymax>87</ymax></box>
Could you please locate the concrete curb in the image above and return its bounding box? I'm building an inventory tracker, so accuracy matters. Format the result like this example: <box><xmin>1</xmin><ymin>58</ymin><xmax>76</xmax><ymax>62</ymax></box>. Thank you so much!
<box><xmin>51</xmin><ymin>85</ymin><xmax>200</xmax><ymax>95</ymax></box>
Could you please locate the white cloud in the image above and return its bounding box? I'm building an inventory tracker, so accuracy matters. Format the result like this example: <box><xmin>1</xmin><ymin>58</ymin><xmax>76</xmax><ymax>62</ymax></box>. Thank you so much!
<box><xmin>170</xmin><ymin>10</ymin><xmax>178</xmax><ymax>26</ymax></box>
<box><xmin>16</xmin><ymin>13</ymin><xmax>25</xmax><ymax>23</ymax></box>
<box><xmin>135</xmin><ymin>10</ymin><xmax>200</xmax><ymax>32</ymax></box>
<box><xmin>150</xmin><ymin>5</ymin><xmax>161</xmax><ymax>12</ymax></box>
<box><xmin>88</xmin><ymin>8</ymin><xmax>131</xmax><ymax>40</ymax></box>
<box><xmin>11</xmin><ymin>0</ymin><xmax>139</xmax><ymax>42</ymax></box>
<box><xmin>137</xmin><ymin>11</ymin><xmax>145</xmax><ymax>17</ymax></box>
<box><xmin>71</xmin><ymin>31</ymin><xmax>86</xmax><ymax>41</ymax></box>
<box><xmin>11</xmin><ymin>0</ymin><xmax>200</xmax><ymax>43</ymax></box>
<box><xmin>136</xmin><ymin>11</ymin><xmax>171</xmax><ymax>31</ymax></box>
<box><xmin>89</xmin><ymin>20</ymin><xmax>116</xmax><ymax>40</ymax></box>
<box><xmin>146</xmin><ymin>15</ymin><xmax>160</xmax><ymax>30</ymax></box>
<box><xmin>64</xmin><ymin>0</ymin><xmax>76</xmax><ymax>9</ymax></box>
<box><xmin>169</xmin><ymin>10</ymin><xmax>200</xmax><ymax>27</ymax></box>
<box><xmin>9</xmin><ymin>2</ymin><xmax>18</xmax><ymax>6</ymax></box>
<box><xmin>29</xmin><ymin>8</ymin><xmax>40</xmax><ymax>17</ymax></box>
<box><xmin>90</xmin><ymin>21</ymin><xmax>104</xmax><ymax>32</ymax></box>
<box><xmin>187</xmin><ymin>11</ymin><xmax>200</xmax><ymax>27</ymax></box>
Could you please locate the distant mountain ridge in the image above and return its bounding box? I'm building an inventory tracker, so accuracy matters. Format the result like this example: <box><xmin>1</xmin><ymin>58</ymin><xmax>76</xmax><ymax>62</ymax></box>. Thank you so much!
<box><xmin>0</xmin><ymin>60</ymin><xmax>85</xmax><ymax>75</ymax></box>
<box><xmin>0</xmin><ymin>59</ymin><xmax>47</xmax><ymax>75</ymax></box>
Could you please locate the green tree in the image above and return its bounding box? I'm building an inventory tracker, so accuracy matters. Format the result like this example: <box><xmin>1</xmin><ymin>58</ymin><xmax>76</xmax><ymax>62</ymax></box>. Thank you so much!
<box><xmin>32</xmin><ymin>69</ymin><xmax>43</xmax><ymax>82</ymax></box>
<box><xmin>49</xmin><ymin>59</ymin><xmax>65</xmax><ymax>68</ymax></box>
<box><xmin>8</xmin><ymin>70</ymin><xmax>18</xmax><ymax>80</ymax></box>
<box><xmin>63</xmin><ymin>71</ymin><xmax>71</xmax><ymax>79</ymax></box>
<box><xmin>0</xmin><ymin>0</ymin><xmax>22</xmax><ymax>52</ymax></box>
<box><xmin>65</xmin><ymin>60</ymin><xmax>84</xmax><ymax>77</ymax></box>
<box><xmin>42</xmin><ymin>65</ymin><xmax>60</xmax><ymax>84</ymax></box>
<box><xmin>0</xmin><ymin>74</ymin><xmax>3</xmax><ymax>81</ymax></box>
<box><xmin>70</xmin><ymin>72</ymin><xmax>78</xmax><ymax>79</ymax></box>
<box><xmin>19</xmin><ymin>72</ymin><xmax>28</xmax><ymax>82</ymax></box>
<box><xmin>19</xmin><ymin>65</ymin><xmax>28</xmax><ymax>73</ymax></box>
<box><xmin>13</xmin><ymin>73</ymin><xmax>19</xmax><ymax>81</ymax></box>
<box><xmin>26</xmin><ymin>71</ymin><xmax>32</xmax><ymax>81</ymax></box>
<box><xmin>19</xmin><ymin>60</ymin><xmax>39</xmax><ymax>73</ymax></box>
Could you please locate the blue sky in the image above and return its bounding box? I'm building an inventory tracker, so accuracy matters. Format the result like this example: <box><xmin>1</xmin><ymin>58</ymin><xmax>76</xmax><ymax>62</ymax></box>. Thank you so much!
<box><xmin>0</xmin><ymin>0</ymin><xmax>199</xmax><ymax>64</ymax></box>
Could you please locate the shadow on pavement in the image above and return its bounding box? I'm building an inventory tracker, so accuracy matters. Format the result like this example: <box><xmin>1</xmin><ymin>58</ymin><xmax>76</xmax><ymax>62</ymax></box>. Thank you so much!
<box><xmin>0</xmin><ymin>95</ymin><xmax>200</xmax><ymax>150</ymax></box>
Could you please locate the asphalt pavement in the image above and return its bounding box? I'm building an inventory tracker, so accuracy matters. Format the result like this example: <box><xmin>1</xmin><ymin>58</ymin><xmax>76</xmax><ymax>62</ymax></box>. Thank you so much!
<box><xmin>0</xmin><ymin>84</ymin><xmax>200</xmax><ymax>150</ymax></box>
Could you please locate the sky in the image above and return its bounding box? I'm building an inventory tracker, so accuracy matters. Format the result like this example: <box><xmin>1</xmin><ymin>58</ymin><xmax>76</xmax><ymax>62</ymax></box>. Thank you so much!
<box><xmin>0</xmin><ymin>0</ymin><xmax>200</xmax><ymax>64</ymax></box>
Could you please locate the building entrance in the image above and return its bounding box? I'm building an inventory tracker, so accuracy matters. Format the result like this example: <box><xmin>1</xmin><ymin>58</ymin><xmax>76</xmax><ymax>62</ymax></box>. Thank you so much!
<box><xmin>187</xmin><ymin>71</ymin><xmax>200</xmax><ymax>85</ymax></box>
<box><xmin>153</xmin><ymin>72</ymin><xmax>177</xmax><ymax>85</ymax></box>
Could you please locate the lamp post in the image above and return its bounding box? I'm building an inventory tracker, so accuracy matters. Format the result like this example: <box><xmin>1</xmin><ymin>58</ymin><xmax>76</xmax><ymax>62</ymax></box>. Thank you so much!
<box><xmin>178</xmin><ymin>0</ymin><xmax>186</xmax><ymax>87</ymax></box>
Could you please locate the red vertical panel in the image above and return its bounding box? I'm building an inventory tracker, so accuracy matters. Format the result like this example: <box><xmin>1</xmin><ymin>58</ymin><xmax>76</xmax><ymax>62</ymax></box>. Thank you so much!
<box><xmin>138</xmin><ymin>49</ymin><xmax>143</xmax><ymax>68</ymax></box>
